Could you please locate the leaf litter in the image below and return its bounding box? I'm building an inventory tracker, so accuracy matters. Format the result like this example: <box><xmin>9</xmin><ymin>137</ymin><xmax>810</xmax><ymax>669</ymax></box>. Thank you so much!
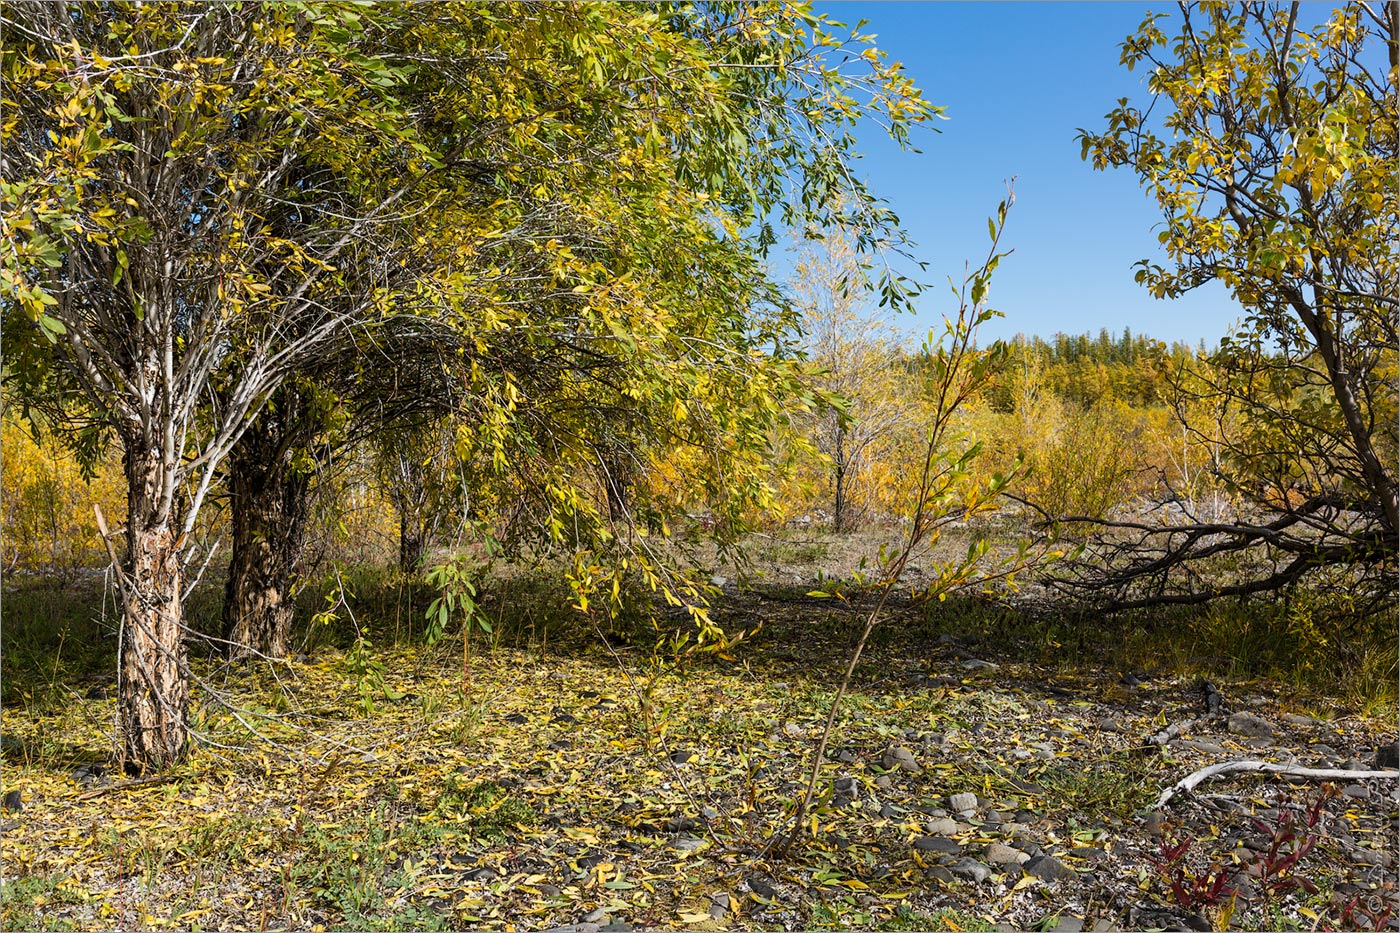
<box><xmin>1</xmin><ymin>587</ymin><xmax>1395</xmax><ymax>931</ymax></box>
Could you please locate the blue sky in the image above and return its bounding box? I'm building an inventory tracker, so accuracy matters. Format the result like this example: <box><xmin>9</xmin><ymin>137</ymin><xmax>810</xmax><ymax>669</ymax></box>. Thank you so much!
<box><xmin>806</xmin><ymin>2</ymin><xmax>1242</xmax><ymax>348</ymax></box>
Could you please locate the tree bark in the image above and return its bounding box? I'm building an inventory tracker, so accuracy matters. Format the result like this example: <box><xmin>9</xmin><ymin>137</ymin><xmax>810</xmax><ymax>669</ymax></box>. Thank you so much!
<box><xmin>399</xmin><ymin>505</ymin><xmax>427</xmax><ymax>574</ymax></box>
<box><xmin>119</xmin><ymin>443</ymin><xmax>190</xmax><ymax>772</ymax></box>
<box><xmin>223</xmin><ymin>399</ymin><xmax>313</xmax><ymax>660</ymax></box>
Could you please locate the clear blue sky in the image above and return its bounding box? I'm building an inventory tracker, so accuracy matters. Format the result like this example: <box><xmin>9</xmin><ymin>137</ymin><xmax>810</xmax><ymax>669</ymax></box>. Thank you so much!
<box><xmin>811</xmin><ymin>2</ymin><xmax>1242</xmax><ymax>348</ymax></box>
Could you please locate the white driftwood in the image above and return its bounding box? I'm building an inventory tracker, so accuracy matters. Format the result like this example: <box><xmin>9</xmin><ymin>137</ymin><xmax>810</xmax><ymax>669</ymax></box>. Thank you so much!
<box><xmin>1146</xmin><ymin>718</ymin><xmax>1198</xmax><ymax>746</ymax></box>
<box><xmin>1156</xmin><ymin>760</ymin><xmax>1399</xmax><ymax>808</ymax></box>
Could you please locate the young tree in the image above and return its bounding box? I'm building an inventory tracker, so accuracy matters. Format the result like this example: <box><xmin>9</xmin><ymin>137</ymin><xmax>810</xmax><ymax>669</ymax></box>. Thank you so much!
<box><xmin>789</xmin><ymin>223</ymin><xmax>912</xmax><ymax>532</ymax></box>
<box><xmin>1074</xmin><ymin>2</ymin><xmax>1398</xmax><ymax>607</ymax></box>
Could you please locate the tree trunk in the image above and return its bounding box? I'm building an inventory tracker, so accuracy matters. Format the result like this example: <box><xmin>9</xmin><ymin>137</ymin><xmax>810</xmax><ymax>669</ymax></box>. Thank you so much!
<box><xmin>399</xmin><ymin>506</ymin><xmax>426</xmax><ymax>574</ymax></box>
<box><xmin>119</xmin><ymin>444</ymin><xmax>190</xmax><ymax>772</ymax></box>
<box><xmin>223</xmin><ymin>401</ymin><xmax>313</xmax><ymax>660</ymax></box>
<box><xmin>832</xmin><ymin>423</ymin><xmax>851</xmax><ymax>533</ymax></box>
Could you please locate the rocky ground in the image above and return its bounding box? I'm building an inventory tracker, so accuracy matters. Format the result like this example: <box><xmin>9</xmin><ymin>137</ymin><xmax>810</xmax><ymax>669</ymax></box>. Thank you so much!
<box><xmin>1</xmin><ymin>581</ymin><xmax>1396</xmax><ymax>932</ymax></box>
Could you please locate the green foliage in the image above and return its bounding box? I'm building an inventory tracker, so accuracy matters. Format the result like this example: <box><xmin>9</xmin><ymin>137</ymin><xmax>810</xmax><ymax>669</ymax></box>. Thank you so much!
<box><xmin>431</xmin><ymin>778</ymin><xmax>536</xmax><ymax>840</ymax></box>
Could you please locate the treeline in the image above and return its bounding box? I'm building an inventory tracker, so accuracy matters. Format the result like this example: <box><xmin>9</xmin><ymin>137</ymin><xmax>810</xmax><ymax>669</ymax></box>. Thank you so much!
<box><xmin>987</xmin><ymin>329</ymin><xmax>1201</xmax><ymax>410</ymax></box>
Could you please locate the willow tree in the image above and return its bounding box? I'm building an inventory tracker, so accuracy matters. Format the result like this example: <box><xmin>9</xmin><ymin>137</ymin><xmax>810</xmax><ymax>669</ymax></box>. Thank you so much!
<box><xmin>1073</xmin><ymin>2</ymin><xmax>1398</xmax><ymax>608</ymax></box>
<box><xmin>3</xmin><ymin>2</ymin><xmax>935</xmax><ymax>769</ymax></box>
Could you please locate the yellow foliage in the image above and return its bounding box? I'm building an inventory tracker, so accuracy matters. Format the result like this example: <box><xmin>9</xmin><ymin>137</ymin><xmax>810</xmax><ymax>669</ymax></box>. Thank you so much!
<box><xmin>1</xmin><ymin>414</ymin><xmax>125</xmax><ymax>575</ymax></box>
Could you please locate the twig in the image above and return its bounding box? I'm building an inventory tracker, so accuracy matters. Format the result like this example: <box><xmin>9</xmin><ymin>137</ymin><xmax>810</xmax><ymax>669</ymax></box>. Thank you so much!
<box><xmin>1155</xmin><ymin>760</ymin><xmax>1399</xmax><ymax>809</ymax></box>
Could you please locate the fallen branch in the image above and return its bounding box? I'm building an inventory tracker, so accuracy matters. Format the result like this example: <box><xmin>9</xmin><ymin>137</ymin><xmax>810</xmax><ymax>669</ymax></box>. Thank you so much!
<box><xmin>1145</xmin><ymin>717</ymin><xmax>1198</xmax><ymax>746</ymax></box>
<box><xmin>1156</xmin><ymin>760</ymin><xmax>1399</xmax><ymax>808</ymax></box>
<box><xmin>76</xmin><ymin>773</ymin><xmax>181</xmax><ymax>801</ymax></box>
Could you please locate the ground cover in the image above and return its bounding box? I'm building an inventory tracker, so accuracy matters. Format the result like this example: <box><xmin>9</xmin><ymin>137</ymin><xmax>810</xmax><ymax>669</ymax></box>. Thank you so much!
<box><xmin>1</xmin><ymin>566</ymin><xmax>1395</xmax><ymax>932</ymax></box>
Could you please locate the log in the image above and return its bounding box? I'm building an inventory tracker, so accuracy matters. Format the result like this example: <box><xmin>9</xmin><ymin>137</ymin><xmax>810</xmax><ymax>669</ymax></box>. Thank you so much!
<box><xmin>1155</xmin><ymin>760</ymin><xmax>1399</xmax><ymax>808</ymax></box>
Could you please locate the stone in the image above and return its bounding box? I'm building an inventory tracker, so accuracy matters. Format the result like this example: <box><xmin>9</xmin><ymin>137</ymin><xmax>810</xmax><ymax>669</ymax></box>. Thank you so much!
<box><xmin>583</xmin><ymin>909</ymin><xmax>610</xmax><ymax>923</ymax></box>
<box><xmin>1070</xmin><ymin>846</ymin><xmax>1108</xmax><ymax>861</ymax></box>
<box><xmin>783</xmin><ymin>721</ymin><xmax>805</xmax><ymax>738</ymax></box>
<box><xmin>836</xmin><ymin>749</ymin><xmax>857</xmax><ymax>764</ymax></box>
<box><xmin>1181</xmin><ymin>739</ymin><xmax>1228</xmax><ymax>756</ymax></box>
<box><xmin>1351</xmin><ymin>848</ymin><xmax>1393</xmax><ymax>868</ymax></box>
<box><xmin>673</xmin><ymin>836</ymin><xmax>706</xmax><ymax>852</ymax></box>
<box><xmin>1227</xmin><ymin>712</ymin><xmax>1274</xmax><ymax>738</ymax></box>
<box><xmin>1</xmin><ymin>790</ymin><xmax>20</xmax><ymax>812</ymax></box>
<box><xmin>875</xmin><ymin>775</ymin><xmax>892</xmax><ymax>789</ymax></box>
<box><xmin>914</xmin><ymin>836</ymin><xmax>962</xmax><ymax>855</ymax></box>
<box><xmin>711</xmin><ymin>893</ymin><xmax>733</xmax><ymax>911</ymax></box>
<box><xmin>881</xmin><ymin>746</ymin><xmax>921</xmax><ymax>773</ymax></box>
<box><xmin>538</xmin><ymin>884</ymin><xmax>563</xmax><ymax>897</ymax></box>
<box><xmin>1024</xmin><ymin>855</ymin><xmax>1076</xmax><ymax>882</ymax></box>
<box><xmin>925</xmin><ymin>817</ymin><xmax>961</xmax><ymax>835</ymax></box>
<box><xmin>1374</xmin><ymin>741</ymin><xmax>1398</xmax><ymax>770</ymax></box>
<box><xmin>600</xmin><ymin>923</ymin><xmax>632</xmax><ymax>932</ymax></box>
<box><xmin>961</xmin><ymin>659</ymin><xmax>999</xmax><ymax>671</ymax></box>
<box><xmin>1143</xmin><ymin>811</ymin><xmax>1168</xmax><ymax>836</ymax></box>
<box><xmin>1090</xmin><ymin>921</ymin><xmax>1118</xmax><ymax>933</ymax></box>
<box><xmin>1281</xmin><ymin>712</ymin><xmax>1320</xmax><ymax>727</ymax></box>
<box><xmin>948</xmin><ymin>792</ymin><xmax>978</xmax><ymax>813</ymax></box>
<box><xmin>987</xmin><ymin>843</ymin><xmax>1029</xmax><ymax>865</ymax></box>
<box><xmin>664</xmin><ymin>816</ymin><xmax>697</xmax><ymax>833</ymax></box>
<box><xmin>1052</xmin><ymin>917</ymin><xmax>1085</xmax><ymax>933</ymax></box>
<box><xmin>950</xmin><ymin>858</ymin><xmax>992</xmax><ymax>883</ymax></box>
<box><xmin>1342</xmin><ymin>784</ymin><xmax>1371</xmax><ymax>800</ymax></box>
<box><xmin>669</xmin><ymin>749</ymin><xmax>696</xmax><ymax>765</ymax></box>
<box><xmin>1098</xmin><ymin>718</ymin><xmax>1124</xmax><ymax>733</ymax></box>
<box><xmin>745</xmin><ymin>873</ymin><xmax>777</xmax><ymax>899</ymax></box>
<box><xmin>924</xmin><ymin>866</ymin><xmax>955</xmax><ymax>884</ymax></box>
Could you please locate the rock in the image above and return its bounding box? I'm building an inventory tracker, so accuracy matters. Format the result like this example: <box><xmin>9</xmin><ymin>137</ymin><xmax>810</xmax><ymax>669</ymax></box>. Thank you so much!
<box><xmin>669</xmin><ymin>749</ymin><xmax>696</xmax><ymax>765</ymax></box>
<box><xmin>1052</xmin><ymin>917</ymin><xmax>1085</xmax><ymax>933</ymax></box>
<box><xmin>948</xmin><ymin>792</ymin><xmax>978</xmax><ymax>814</ymax></box>
<box><xmin>879</xmin><ymin>805</ymin><xmax>899</xmax><ymax>819</ymax></box>
<box><xmin>987</xmin><ymin>843</ymin><xmax>1029</xmax><ymax>865</ymax></box>
<box><xmin>961</xmin><ymin>659</ymin><xmax>999</xmax><ymax>671</ymax></box>
<box><xmin>600</xmin><ymin>923</ymin><xmax>631</xmax><ymax>932</ymax></box>
<box><xmin>744</xmin><ymin>873</ymin><xmax>777</xmax><ymax>899</ymax></box>
<box><xmin>1309</xmin><ymin>743</ymin><xmax>1338</xmax><ymax>758</ymax></box>
<box><xmin>924</xmin><ymin>866</ymin><xmax>955</xmax><ymax>884</ymax></box>
<box><xmin>1098</xmin><ymin>718</ymin><xmax>1125</xmax><ymax>733</ymax></box>
<box><xmin>1281</xmin><ymin>712</ymin><xmax>1320</xmax><ymax>727</ymax></box>
<box><xmin>836</xmin><ymin>749</ymin><xmax>857</xmax><ymax>764</ymax></box>
<box><xmin>1201</xmin><ymin>681</ymin><xmax>1223</xmax><ymax>714</ymax></box>
<box><xmin>925</xmin><ymin>817</ymin><xmax>961</xmax><ymax>835</ymax></box>
<box><xmin>1374</xmin><ymin>741</ymin><xmax>1398</xmax><ymax>770</ymax></box>
<box><xmin>881</xmin><ymin>746</ymin><xmax>921</xmax><ymax>773</ymax></box>
<box><xmin>583</xmin><ymin>909</ymin><xmax>610</xmax><ymax>923</ymax></box>
<box><xmin>538</xmin><ymin>883</ymin><xmax>563</xmax><ymax>897</ymax></box>
<box><xmin>1091</xmin><ymin>921</ymin><xmax>1118</xmax><ymax>933</ymax></box>
<box><xmin>1351</xmin><ymin>848</ymin><xmax>1393</xmax><ymax>868</ymax></box>
<box><xmin>1181</xmin><ymin>739</ymin><xmax>1228</xmax><ymax>756</ymax></box>
<box><xmin>1070</xmin><ymin>846</ymin><xmax>1108</xmax><ymax>861</ymax></box>
<box><xmin>783</xmin><ymin>721</ymin><xmax>805</xmax><ymax>738</ymax></box>
<box><xmin>708</xmin><ymin>905</ymin><xmax>728</xmax><ymax>920</ymax></box>
<box><xmin>673</xmin><ymin>836</ymin><xmax>706</xmax><ymax>852</ymax></box>
<box><xmin>1025</xmin><ymin>855</ymin><xmax>1076</xmax><ymax>882</ymax></box>
<box><xmin>914</xmin><ymin>836</ymin><xmax>962</xmax><ymax>855</ymax></box>
<box><xmin>664</xmin><ymin>816</ymin><xmax>697</xmax><ymax>833</ymax></box>
<box><xmin>1342</xmin><ymin>784</ymin><xmax>1371</xmax><ymax>800</ymax></box>
<box><xmin>982</xmin><ymin>809</ymin><xmax>1002</xmax><ymax>825</ymax></box>
<box><xmin>711</xmin><ymin>893</ymin><xmax>732</xmax><ymax>911</ymax></box>
<box><xmin>2</xmin><ymin>790</ymin><xmax>20</xmax><ymax>812</ymax></box>
<box><xmin>875</xmin><ymin>775</ymin><xmax>892</xmax><ymax>789</ymax></box>
<box><xmin>1227</xmin><ymin>712</ymin><xmax>1274</xmax><ymax>738</ymax></box>
<box><xmin>1342</xmin><ymin>757</ymin><xmax>1368</xmax><ymax>772</ymax></box>
<box><xmin>950</xmin><ymin>858</ymin><xmax>992</xmax><ymax>883</ymax></box>
<box><xmin>70</xmin><ymin>764</ymin><xmax>108</xmax><ymax>786</ymax></box>
<box><xmin>504</xmin><ymin>712</ymin><xmax>529</xmax><ymax>725</ymax></box>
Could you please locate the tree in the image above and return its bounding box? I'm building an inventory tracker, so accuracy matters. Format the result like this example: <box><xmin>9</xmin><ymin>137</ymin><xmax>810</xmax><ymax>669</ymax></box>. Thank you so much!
<box><xmin>788</xmin><ymin>221</ymin><xmax>912</xmax><ymax>532</ymax></box>
<box><xmin>1073</xmin><ymin>1</ymin><xmax>1398</xmax><ymax>608</ymax></box>
<box><xmin>2</xmin><ymin>2</ymin><xmax>935</xmax><ymax>769</ymax></box>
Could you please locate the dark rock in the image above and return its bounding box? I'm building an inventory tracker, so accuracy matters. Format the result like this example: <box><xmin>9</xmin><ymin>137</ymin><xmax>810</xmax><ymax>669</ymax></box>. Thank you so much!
<box><xmin>578</xmin><ymin>690</ymin><xmax>600</xmax><ymax>699</ymax></box>
<box><xmin>950</xmin><ymin>858</ymin><xmax>991</xmax><ymax>883</ymax></box>
<box><xmin>664</xmin><ymin>816</ymin><xmax>697</xmax><ymax>833</ymax></box>
<box><xmin>881</xmin><ymin>746</ymin><xmax>921</xmax><ymax>773</ymax></box>
<box><xmin>1071</xmin><ymin>846</ymin><xmax>1108</xmax><ymax>861</ymax></box>
<box><xmin>1119</xmin><ymin>672</ymin><xmax>1143</xmax><ymax>687</ymax></box>
<box><xmin>879</xmin><ymin>805</ymin><xmax>899</xmax><ymax>819</ymax></box>
<box><xmin>599</xmin><ymin>924</ymin><xmax>631</xmax><ymax>932</ymax></box>
<box><xmin>1342</xmin><ymin>784</ymin><xmax>1371</xmax><ymax>800</ymax></box>
<box><xmin>669</xmin><ymin>749</ymin><xmax>696</xmax><ymax>765</ymax></box>
<box><xmin>463</xmin><ymin>867</ymin><xmax>498</xmax><ymax>882</ymax></box>
<box><xmin>2</xmin><ymin>790</ymin><xmax>20</xmax><ymax>812</ymax></box>
<box><xmin>504</xmin><ymin>712</ymin><xmax>529</xmax><ymax>724</ymax></box>
<box><xmin>914</xmin><ymin>836</ymin><xmax>961</xmax><ymax>855</ymax></box>
<box><xmin>551</xmin><ymin>713</ymin><xmax>578</xmax><ymax>725</ymax></box>
<box><xmin>924</xmin><ymin>866</ymin><xmax>955</xmax><ymax>884</ymax></box>
<box><xmin>836</xmin><ymin>749</ymin><xmax>857</xmax><ymax>764</ymax></box>
<box><xmin>1227</xmin><ymin>712</ymin><xmax>1274</xmax><ymax>738</ymax></box>
<box><xmin>1374</xmin><ymin>741</ymin><xmax>1398</xmax><ymax>770</ymax></box>
<box><xmin>833</xmin><ymin>776</ymin><xmax>857</xmax><ymax>796</ymax></box>
<box><xmin>1025</xmin><ymin>855</ymin><xmax>1076</xmax><ymax>882</ymax></box>
<box><xmin>745</xmin><ymin>872</ymin><xmax>777</xmax><ymax>899</ymax></box>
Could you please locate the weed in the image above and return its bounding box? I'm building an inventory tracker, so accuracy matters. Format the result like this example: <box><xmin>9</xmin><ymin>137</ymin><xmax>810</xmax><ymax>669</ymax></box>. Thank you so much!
<box><xmin>432</xmin><ymin>777</ymin><xmax>536</xmax><ymax>839</ymax></box>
